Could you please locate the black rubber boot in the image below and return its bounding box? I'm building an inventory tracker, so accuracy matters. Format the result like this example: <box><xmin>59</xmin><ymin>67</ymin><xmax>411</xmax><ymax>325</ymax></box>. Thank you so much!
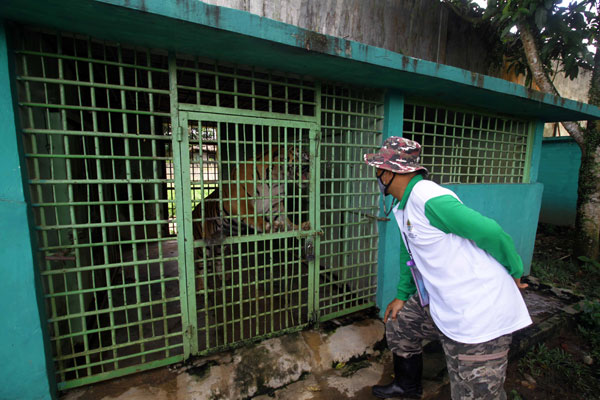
<box><xmin>372</xmin><ymin>353</ymin><xmax>423</xmax><ymax>399</ymax></box>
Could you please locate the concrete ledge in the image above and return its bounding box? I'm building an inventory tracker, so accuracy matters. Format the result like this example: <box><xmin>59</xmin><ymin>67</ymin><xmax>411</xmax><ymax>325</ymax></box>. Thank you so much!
<box><xmin>62</xmin><ymin>277</ymin><xmax>584</xmax><ymax>400</ymax></box>
<box><xmin>170</xmin><ymin>319</ymin><xmax>385</xmax><ymax>399</ymax></box>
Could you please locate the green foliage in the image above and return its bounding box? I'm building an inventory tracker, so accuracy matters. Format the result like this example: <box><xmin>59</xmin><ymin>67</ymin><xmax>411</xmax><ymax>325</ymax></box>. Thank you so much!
<box><xmin>531</xmin><ymin>257</ymin><xmax>600</xmax><ymax>300</ymax></box>
<box><xmin>509</xmin><ymin>389</ymin><xmax>523</xmax><ymax>400</ymax></box>
<box><xmin>518</xmin><ymin>343</ymin><xmax>594</xmax><ymax>393</ymax></box>
<box><xmin>576</xmin><ymin>300</ymin><xmax>600</xmax><ymax>385</ymax></box>
<box><xmin>445</xmin><ymin>0</ymin><xmax>597</xmax><ymax>84</ymax></box>
<box><xmin>578</xmin><ymin>255</ymin><xmax>600</xmax><ymax>269</ymax></box>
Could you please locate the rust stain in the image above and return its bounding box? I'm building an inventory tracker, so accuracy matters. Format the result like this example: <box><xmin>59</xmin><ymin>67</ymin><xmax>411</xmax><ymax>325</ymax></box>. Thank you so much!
<box><xmin>295</xmin><ymin>31</ymin><xmax>331</xmax><ymax>54</ymax></box>
<box><xmin>401</xmin><ymin>55</ymin><xmax>409</xmax><ymax>70</ymax></box>
<box><xmin>205</xmin><ymin>2</ymin><xmax>221</xmax><ymax>28</ymax></box>
<box><xmin>345</xmin><ymin>40</ymin><xmax>352</xmax><ymax>57</ymax></box>
<box><xmin>301</xmin><ymin>331</ymin><xmax>323</xmax><ymax>366</ymax></box>
<box><xmin>525</xmin><ymin>88</ymin><xmax>545</xmax><ymax>102</ymax></box>
<box><xmin>334</xmin><ymin>37</ymin><xmax>342</xmax><ymax>56</ymax></box>
<box><xmin>469</xmin><ymin>71</ymin><xmax>484</xmax><ymax>87</ymax></box>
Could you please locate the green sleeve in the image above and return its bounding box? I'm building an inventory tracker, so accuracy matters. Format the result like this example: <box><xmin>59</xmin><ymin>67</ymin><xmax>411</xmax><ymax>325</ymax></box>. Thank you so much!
<box><xmin>424</xmin><ymin>195</ymin><xmax>524</xmax><ymax>278</ymax></box>
<box><xmin>397</xmin><ymin>235</ymin><xmax>417</xmax><ymax>301</ymax></box>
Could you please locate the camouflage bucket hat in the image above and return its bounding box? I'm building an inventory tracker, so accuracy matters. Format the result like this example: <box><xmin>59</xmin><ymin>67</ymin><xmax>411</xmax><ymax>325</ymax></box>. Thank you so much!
<box><xmin>363</xmin><ymin>136</ymin><xmax>428</xmax><ymax>175</ymax></box>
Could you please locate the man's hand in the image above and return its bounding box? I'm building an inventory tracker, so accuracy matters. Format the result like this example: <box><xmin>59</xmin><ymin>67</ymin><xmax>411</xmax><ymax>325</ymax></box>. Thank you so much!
<box><xmin>383</xmin><ymin>298</ymin><xmax>406</xmax><ymax>323</ymax></box>
<box><xmin>514</xmin><ymin>277</ymin><xmax>529</xmax><ymax>290</ymax></box>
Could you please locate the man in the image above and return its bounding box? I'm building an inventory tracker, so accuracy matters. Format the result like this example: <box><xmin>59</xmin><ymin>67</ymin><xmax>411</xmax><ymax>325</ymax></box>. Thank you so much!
<box><xmin>363</xmin><ymin>137</ymin><xmax>531</xmax><ymax>400</ymax></box>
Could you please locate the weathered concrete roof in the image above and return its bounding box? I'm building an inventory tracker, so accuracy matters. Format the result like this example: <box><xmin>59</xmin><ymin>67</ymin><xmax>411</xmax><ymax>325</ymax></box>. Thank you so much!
<box><xmin>1</xmin><ymin>0</ymin><xmax>599</xmax><ymax>122</ymax></box>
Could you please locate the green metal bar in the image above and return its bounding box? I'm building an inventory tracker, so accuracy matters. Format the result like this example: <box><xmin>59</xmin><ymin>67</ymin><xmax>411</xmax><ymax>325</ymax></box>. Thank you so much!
<box><xmin>176</xmin><ymin>103</ymin><xmax>318</xmax><ymax>123</ymax></box>
<box><xmin>181</xmin><ymin>112</ymin><xmax>198</xmax><ymax>355</ymax></box>
<box><xmin>23</xmin><ymin>128</ymin><xmax>173</xmax><ymax>141</ymax></box>
<box><xmin>170</xmin><ymin>53</ymin><xmax>193</xmax><ymax>359</ymax></box>
<box><xmin>523</xmin><ymin>121</ymin><xmax>536</xmax><ymax>183</ymax></box>
<box><xmin>312</xmin><ymin>82</ymin><xmax>323</xmax><ymax>322</ymax></box>
<box><xmin>177</xmin><ymin>64</ymin><xmax>315</xmax><ymax>90</ymax></box>
<box><xmin>15</xmin><ymin>49</ymin><xmax>169</xmax><ymax>73</ymax></box>
<box><xmin>46</xmin><ymin>296</ymin><xmax>180</xmax><ymax>323</ymax></box>
<box><xmin>19</xmin><ymin>102</ymin><xmax>170</xmax><ymax>117</ymax></box>
<box><xmin>17</xmin><ymin>75</ymin><xmax>170</xmax><ymax>95</ymax></box>
<box><xmin>56</xmin><ymin>355</ymin><xmax>184</xmax><ymax>390</ymax></box>
<box><xmin>56</xmin><ymin>335</ymin><xmax>182</xmax><ymax>366</ymax></box>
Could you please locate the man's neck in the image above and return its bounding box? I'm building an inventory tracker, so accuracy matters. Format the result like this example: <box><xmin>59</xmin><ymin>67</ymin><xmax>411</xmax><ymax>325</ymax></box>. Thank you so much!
<box><xmin>390</xmin><ymin>173</ymin><xmax>418</xmax><ymax>202</ymax></box>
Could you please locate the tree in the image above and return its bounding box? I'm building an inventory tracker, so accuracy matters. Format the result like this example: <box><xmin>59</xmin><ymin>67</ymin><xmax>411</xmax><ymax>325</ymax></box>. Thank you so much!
<box><xmin>445</xmin><ymin>0</ymin><xmax>600</xmax><ymax>260</ymax></box>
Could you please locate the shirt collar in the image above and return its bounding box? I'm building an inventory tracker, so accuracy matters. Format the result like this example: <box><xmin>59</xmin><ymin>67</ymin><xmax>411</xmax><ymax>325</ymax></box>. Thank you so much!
<box><xmin>396</xmin><ymin>174</ymin><xmax>423</xmax><ymax>210</ymax></box>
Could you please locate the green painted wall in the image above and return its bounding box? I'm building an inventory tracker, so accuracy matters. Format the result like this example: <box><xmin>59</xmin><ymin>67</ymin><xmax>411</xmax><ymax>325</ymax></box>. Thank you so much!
<box><xmin>444</xmin><ymin>183</ymin><xmax>543</xmax><ymax>276</ymax></box>
<box><xmin>375</xmin><ymin>93</ymin><xmax>544</xmax><ymax>313</ymax></box>
<box><xmin>377</xmin><ymin>183</ymin><xmax>544</xmax><ymax>311</ymax></box>
<box><xmin>376</xmin><ymin>183</ymin><xmax>543</xmax><ymax>312</ymax></box>
<box><xmin>0</xmin><ymin>21</ymin><xmax>56</xmax><ymax>400</ymax></box>
<box><xmin>376</xmin><ymin>90</ymin><xmax>405</xmax><ymax>313</ymax></box>
<box><xmin>538</xmin><ymin>137</ymin><xmax>581</xmax><ymax>226</ymax></box>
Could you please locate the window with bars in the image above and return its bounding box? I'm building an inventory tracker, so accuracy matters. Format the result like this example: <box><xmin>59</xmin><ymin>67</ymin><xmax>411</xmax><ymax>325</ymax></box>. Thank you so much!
<box><xmin>175</xmin><ymin>55</ymin><xmax>316</xmax><ymax>116</ymax></box>
<box><xmin>319</xmin><ymin>84</ymin><xmax>384</xmax><ymax>320</ymax></box>
<box><xmin>403</xmin><ymin>101</ymin><xmax>532</xmax><ymax>184</ymax></box>
<box><xmin>12</xmin><ymin>24</ymin><xmax>384</xmax><ymax>390</ymax></box>
<box><xmin>14</xmin><ymin>27</ymin><xmax>182</xmax><ymax>388</ymax></box>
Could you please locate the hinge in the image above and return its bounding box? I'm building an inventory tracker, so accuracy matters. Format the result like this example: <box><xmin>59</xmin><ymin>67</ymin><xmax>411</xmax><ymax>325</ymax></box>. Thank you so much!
<box><xmin>185</xmin><ymin>325</ymin><xmax>194</xmax><ymax>339</ymax></box>
<box><xmin>309</xmin><ymin>309</ymin><xmax>320</xmax><ymax>326</ymax></box>
<box><xmin>176</xmin><ymin>125</ymin><xmax>184</xmax><ymax>142</ymax></box>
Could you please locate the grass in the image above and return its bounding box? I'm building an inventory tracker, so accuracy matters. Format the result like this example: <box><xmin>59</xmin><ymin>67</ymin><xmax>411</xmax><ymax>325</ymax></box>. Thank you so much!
<box><xmin>530</xmin><ymin>223</ymin><xmax>600</xmax><ymax>300</ymax></box>
<box><xmin>511</xmin><ymin>223</ymin><xmax>600</xmax><ymax>399</ymax></box>
<box><xmin>518</xmin><ymin>343</ymin><xmax>595</xmax><ymax>394</ymax></box>
<box><xmin>515</xmin><ymin>300</ymin><xmax>600</xmax><ymax>399</ymax></box>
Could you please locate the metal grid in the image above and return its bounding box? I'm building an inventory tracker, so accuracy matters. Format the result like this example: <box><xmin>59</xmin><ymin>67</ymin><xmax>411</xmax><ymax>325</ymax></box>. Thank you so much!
<box><xmin>318</xmin><ymin>84</ymin><xmax>383</xmax><ymax>321</ymax></box>
<box><xmin>403</xmin><ymin>101</ymin><xmax>532</xmax><ymax>184</ymax></box>
<box><xmin>175</xmin><ymin>55</ymin><xmax>316</xmax><ymax>117</ymax></box>
<box><xmin>12</xmin><ymin>25</ymin><xmax>385</xmax><ymax>390</ymax></box>
<box><xmin>14</xmin><ymin>27</ymin><xmax>182</xmax><ymax>389</ymax></box>
<box><xmin>187</xmin><ymin>115</ymin><xmax>315</xmax><ymax>353</ymax></box>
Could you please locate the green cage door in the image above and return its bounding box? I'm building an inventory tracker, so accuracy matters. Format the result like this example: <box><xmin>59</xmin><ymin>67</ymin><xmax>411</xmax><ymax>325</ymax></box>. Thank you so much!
<box><xmin>175</xmin><ymin>111</ymin><xmax>321</xmax><ymax>356</ymax></box>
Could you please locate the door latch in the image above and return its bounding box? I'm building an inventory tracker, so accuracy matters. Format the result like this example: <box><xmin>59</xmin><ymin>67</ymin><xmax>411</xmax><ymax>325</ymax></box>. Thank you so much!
<box><xmin>305</xmin><ymin>238</ymin><xmax>315</xmax><ymax>262</ymax></box>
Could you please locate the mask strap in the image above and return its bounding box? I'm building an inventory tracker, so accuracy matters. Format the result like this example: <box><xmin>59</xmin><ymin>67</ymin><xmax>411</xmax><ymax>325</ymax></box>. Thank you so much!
<box><xmin>381</xmin><ymin>196</ymin><xmax>397</xmax><ymax>217</ymax></box>
<box><xmin>378</xmin><ymin>171</ymin><xmax>397</xmax><ymax>216</ymax></box>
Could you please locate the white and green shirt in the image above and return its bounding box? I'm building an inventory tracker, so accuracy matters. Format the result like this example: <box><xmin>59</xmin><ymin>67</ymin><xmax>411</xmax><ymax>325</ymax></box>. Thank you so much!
<box><xmin>393</xmin><ymin>175</ymin><xmax>532</xmax><ymax>344</ymax></box>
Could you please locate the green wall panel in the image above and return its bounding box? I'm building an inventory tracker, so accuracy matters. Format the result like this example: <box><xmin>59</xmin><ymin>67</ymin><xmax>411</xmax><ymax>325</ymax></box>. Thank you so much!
<box><xmin>0</xmin><ymin>20</ymin><xmax>55</xmax><ymax>400</ymax></box>
<box><xmin>376</xmin><ymin>183</ymin><xmax>543</xmax><ymax>313</ymax></box>
<box><xmin>443</xmin><ymin>183</ymin><xmax>543</xmax><ymax>276</ymax></box>
<box><xmin>538</xmin><ymin>137</ymin><xmax>581</xmax><ymax>226</ymax></box>
<box><xmin>376</xmin><ymin>90</ymin><xmax>404</xmax><ymax>314</ymax></box>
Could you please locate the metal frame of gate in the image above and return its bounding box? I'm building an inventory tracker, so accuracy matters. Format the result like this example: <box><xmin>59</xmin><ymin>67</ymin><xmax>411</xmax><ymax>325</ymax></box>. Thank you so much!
<box><xmin>12</xmin><ymin>25</ymin><xmax>384</xmax><ymax>389</ymax></box>
<box><xmin>176</xmin><ymin>109</ymin><xmax>322</xmax><ymax>356</ymax></box>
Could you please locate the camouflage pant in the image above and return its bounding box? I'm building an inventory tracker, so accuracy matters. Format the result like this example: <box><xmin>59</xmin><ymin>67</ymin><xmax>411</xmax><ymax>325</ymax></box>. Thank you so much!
<box><xmin>386</xmin><ymin>295</ymin><xmax>512</xmax><ymax>400</ymax></box>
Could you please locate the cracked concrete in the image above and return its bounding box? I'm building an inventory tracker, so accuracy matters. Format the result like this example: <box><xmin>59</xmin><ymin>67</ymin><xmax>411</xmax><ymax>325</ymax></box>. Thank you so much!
<box><xmin>61</xmin><ymin>277</ymin><xmax>582</xmax><ymax>400</ymax></box>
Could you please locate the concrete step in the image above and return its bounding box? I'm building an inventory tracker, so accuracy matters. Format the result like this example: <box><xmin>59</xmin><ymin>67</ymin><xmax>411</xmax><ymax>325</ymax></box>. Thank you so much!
<box><xmin>61</xmin><ymin>277</ymin><xmax>583</xmax><ymax>400</ymax></box>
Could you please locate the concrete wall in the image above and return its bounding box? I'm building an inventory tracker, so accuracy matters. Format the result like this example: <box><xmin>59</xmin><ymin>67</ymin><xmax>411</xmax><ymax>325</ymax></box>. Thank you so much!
<box><xmin>0</xmin><ymin>21</ymin><xmax>55</xmax><ymax>400</ymax></box>
<box><xmin>538</xmin><ymin>137</ymin><xmax>581</xmax><ymax>226</ymax></box>
<box><xmin>203</xmin><ymin>0</ymin><xmax>499</xmax><ymax>76</ymax></box>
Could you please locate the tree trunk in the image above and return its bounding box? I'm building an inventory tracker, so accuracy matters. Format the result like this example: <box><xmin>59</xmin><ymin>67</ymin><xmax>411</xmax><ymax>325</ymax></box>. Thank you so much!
<box><xmin>517</xmin><ymin>21</ymin><xmax>586</xmax><ymax>146</ymax></box>
<box><xmin>518</xmin><ymin>20</ymin><xmax>599</xmax><ymax>259</ymax></box>
<box><xmin>575</xmin><ymin>45</ymin><xmax>600</xmax><ymax>260</ymax></box>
